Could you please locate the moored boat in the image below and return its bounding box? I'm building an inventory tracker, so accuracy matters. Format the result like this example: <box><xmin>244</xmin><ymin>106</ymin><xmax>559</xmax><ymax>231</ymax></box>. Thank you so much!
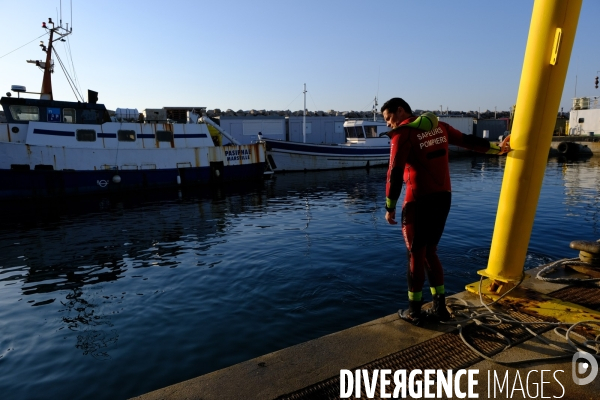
<box><xmin>0</xmin><ymin>17</ymin><xmax>266</xmax><ymax>199</ymax></box>
<box><xmin>262</xmin><ymin>139</ymin><xmax>390</xmax><ymax>171</ymax></box>
<box><xmin>262</xmin><ymin>94</ymin><xmax>391</xmax><ymax>172</ymax></box>
<box><xmin>263</xmin><ymin>118</ymin><xmax>390</xmax><ymax>171</ymax></box>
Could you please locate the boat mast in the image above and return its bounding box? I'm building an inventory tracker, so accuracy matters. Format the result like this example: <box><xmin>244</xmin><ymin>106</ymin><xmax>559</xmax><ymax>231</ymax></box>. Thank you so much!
<box><xmin>303</xmin><ymin>83</ymin><xmax>307</xmax><ymax>143</ymax></box>
<box><xmin>38</xmin><ymin>17</ymin><xmax>72</xmax><ymax>100</ymax></box>
<box><xmin>372</xmin><ymin>96</ymin><xmax>378</xmax><ymax>122</ymax></box>
<box><xmin>40</xmin><ymin>22</ymin><xmax>55</xmax><ymax>100</ymax></box>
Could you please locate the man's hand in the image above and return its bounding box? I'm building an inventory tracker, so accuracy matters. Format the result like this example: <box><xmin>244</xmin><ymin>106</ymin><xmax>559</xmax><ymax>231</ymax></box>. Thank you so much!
<box><xmin>386</xmin><ymin>210</ymin><xmax>398</xmax><ymax>225</ymax></box>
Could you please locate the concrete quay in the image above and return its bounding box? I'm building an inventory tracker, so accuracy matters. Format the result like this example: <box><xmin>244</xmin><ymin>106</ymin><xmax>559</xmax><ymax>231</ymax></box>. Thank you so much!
<box><xmin>133</xmin><ymin>261</ymin><xmax>600</xmax><ymax>400</ymax></box>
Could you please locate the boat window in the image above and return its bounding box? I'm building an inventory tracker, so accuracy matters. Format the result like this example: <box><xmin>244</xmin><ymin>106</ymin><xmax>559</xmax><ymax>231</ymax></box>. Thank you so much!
<box><xmin>9</xmin><ymin>105</ymin><xmax>39</xmax><ymax>121</ymax></box>
<box><xmin>345</xmin><ymin>126</ymin><xmax>364</xmax><ymax>138</ymax></box>
<box><xmin>578</xmin><ymin>118</ymin><xmax>584</xmax><ymax>123</ymax></box>
<box><xmin>364</xmin><ymin>126</ymin><xmax>378</xmax><ymax>138</ymax></box>
<box><xmin>47</xmin><ymin>107</ymin><xmax>61</xmax><ymax>122</ymax></box>
<box><xmin>81</xmin><ymin>109</ymin><xmax>100</xmax><ymax>124</ymax></box>
<box><xmin>118</xmin><ymin>130</ymin><xmax>136</xmax><ymax>142</ymax></box>
<box><xmin>156</xmin><ymin>130</ymin><xmax>173</xmax><ymax>142</ymax></box>
<box><xmin>64</xmin><ymin>108</ymin><xmax>76</xmax><ymax>123</ymax></box>
<box><xmin>76</xmin><ymin>129</ymin><xmax>97</xmax><ymax>142</ymax></box>
<box><xmin>345</xmin><ymin>127</ymin><xmax>357</xmax><ymax>138</ymax></box>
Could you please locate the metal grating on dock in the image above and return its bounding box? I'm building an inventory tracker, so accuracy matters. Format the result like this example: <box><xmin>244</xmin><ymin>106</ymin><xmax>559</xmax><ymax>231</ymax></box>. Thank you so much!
<box><xmin>276</xmin><ymin>311</ymin><xmax>548</xmax><ymax>400</ymax></box>
<box><xmin>549</xmin><ymin>285</ymin><xmax>600</xmax><ymax>311</ymax></box>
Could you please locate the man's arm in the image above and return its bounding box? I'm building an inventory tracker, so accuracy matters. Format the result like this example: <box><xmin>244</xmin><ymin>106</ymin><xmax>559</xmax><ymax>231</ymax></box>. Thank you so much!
<box><xmin>385</xmin><ymin>134</ymin><xmax>410</xmax><ymax>224</ymax></box>
<box><xmin>445</xmin><ymin>122</ymin><xmax>511</xmax><ymax>155</ymax></box>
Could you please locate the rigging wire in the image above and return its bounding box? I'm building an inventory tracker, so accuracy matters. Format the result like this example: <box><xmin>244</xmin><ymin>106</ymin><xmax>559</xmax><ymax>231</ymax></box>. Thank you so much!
<box><xmin>63</xmin><ymin>36</ymin><xmax>83</xmax><ymax>100</ymax></box>
<box><xmin>376</xmin><ymin>66</ymin><xmax>380</xmax><ymax>106</ymax></box>
<box><xmin>0</xmin><ymin>33</ymin><xmax>49</xmax><ymax>59</ymax></box>
<box><xmin>285</xmin><ymin>90</ymin><xmax>303</xmax><ymax>111</ymax></box>
<box><xmin>308</xmin><ymin>91</ymin><xmax>319</xmax><ymax>112</ymax></box>
<box><xmin>360</xmin><ymin>99</ymin><xmax>374</xmax><ymax>111</ymax></box>
<box><xmin>52</xmin><ymin>47</ymin><xmax>84</xmax><ymax>102</ymax></box>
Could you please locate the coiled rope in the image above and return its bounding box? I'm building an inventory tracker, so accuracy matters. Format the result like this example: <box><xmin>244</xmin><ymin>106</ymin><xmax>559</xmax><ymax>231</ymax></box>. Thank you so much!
<box><xmin>441</xmin><ymin>266</ymin><xmax>600</xmax><ymax>366</ymax></box>
<box><xmin>536</xmin><ymin>257</ymin><xmax>600</xmax><ymax>283</ymax></box>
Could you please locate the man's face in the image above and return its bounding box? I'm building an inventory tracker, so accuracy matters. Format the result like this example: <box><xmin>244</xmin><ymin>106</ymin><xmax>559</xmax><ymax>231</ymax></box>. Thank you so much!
<box><xmin>383</xmin><ymin>108</ymin><xmax>404</xmax><ymax>129</ymax></box>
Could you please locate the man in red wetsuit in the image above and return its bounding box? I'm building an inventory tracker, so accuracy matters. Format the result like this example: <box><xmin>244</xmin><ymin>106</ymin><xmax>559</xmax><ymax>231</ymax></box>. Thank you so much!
<box><xmin>381</xmin><ymin>97</ymin><xmax>510</xmax><ymax>325</ymax></box>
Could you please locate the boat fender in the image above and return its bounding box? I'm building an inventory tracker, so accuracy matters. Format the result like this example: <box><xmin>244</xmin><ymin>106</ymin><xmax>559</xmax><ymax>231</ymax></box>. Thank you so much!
<box><xmin>176</xmin><ymin>175</ymin><xmax>181</xmax><ymax>185</ymax></box>
<box><xmin>112</xmin><ymin>175</ymin><xmax>121</xmax><ymax>184</ymax></box>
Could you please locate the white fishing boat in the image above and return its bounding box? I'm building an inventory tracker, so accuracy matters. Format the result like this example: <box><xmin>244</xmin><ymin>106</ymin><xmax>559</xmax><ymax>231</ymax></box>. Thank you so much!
<box><xmin>262</xmin><ymin>119</ymin><xmax>390</xmax><ymax>171</ymax></box>
<box><xmin>262</xmin><ymin>92</ymin><xmax>391</xmax><ymax>171</ymax></box>
<box><xmin>0</xmin><ymin>17</ymin><xmax>267</xmax><ymax>199</ymax></box>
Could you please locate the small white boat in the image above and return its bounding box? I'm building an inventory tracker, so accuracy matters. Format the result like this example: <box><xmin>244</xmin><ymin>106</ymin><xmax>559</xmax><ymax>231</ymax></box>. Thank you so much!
<box><xmin>0</xmin><ymin>16</ymin><xmax>267</xmax><ymax>199</ymax></box>
<box><xmin>263</xmin><ymin>118</ymin><xmax>390</xmax><ymax>171</ymax></box>
<box><xmin>262</xmin><ymin>92</ymin><xmax>391</xmax><ymax>171</ymax></box>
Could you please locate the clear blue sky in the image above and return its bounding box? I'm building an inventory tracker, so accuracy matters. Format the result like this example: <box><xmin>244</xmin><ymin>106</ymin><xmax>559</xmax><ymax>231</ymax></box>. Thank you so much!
<box><xmin>1</xmin><ymin>0</ymin><xmax>599</xmax><ymax>114</ymax></box>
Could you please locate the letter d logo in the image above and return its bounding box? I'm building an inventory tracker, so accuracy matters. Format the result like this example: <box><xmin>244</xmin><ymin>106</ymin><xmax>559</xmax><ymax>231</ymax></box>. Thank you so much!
<box><xmin>572</xmin><ymin>351</ymin><xmax>598</xmax><ymax>385</ymax></box>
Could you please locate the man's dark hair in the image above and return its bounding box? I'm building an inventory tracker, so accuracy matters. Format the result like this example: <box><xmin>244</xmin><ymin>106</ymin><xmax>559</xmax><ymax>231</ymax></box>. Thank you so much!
<box><xmin>380</xmin><ymin>98</ymin><xmax>413</xmax><ymax>116</ymax></box>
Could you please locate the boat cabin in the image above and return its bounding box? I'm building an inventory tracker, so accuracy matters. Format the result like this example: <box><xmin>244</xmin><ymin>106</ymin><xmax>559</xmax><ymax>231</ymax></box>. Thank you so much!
<box><xmin>1</xmin><ymin>96</ymin><xmax>111</xmax><ymax>125</ymax></box>
<box><xmin>343</xmin><ymin>119</ymin><xmax>390</xmax><ymax>146</ymax></box>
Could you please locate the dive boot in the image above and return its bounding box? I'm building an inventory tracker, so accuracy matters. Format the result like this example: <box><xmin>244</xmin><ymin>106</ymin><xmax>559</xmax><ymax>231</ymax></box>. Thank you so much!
<box><xmin>425</xmin><ymin>294</ymin><xmax>451</xmax><ymax>322</ymax></box>
<box><xmin>398</xmin><ymin>300</ymin><xmax>423</xmax><ymax>326</ymax></box>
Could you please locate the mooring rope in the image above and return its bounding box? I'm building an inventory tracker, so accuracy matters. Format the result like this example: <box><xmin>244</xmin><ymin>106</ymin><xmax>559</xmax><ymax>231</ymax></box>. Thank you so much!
<box><xmin>441</xmin><ymin>270</ymin><xmax>600</xmax><ymax>366</ymax></box>
<box><xmin>536</xmin><ymin>257</ymin><xmax>600</xmax><ymax>283</ymax></box>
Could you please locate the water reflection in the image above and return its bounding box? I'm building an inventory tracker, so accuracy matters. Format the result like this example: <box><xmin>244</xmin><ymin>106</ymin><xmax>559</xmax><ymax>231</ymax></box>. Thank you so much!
<box><xmin>60</xmin><ymin>287</ymin><xmax>119</xmax><ymax>359</ymax></box>
<box><xmin>554</xmin><ymin>157</ymin><xmax>600</xmax><ymax>236</ymax></box>
<box><xmin>1</xmin><ymin>183</ymin><xmax>273</xmax><ymax>365</ymax></box>
<box><xmin>0</xmin><ymin>157</ymin><xmax>599</xmax><ymax>400</ymax></box>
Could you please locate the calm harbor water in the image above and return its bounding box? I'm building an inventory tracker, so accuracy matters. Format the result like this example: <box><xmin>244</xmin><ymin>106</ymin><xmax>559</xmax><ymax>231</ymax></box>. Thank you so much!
<box><xmin>1</xmin><ymin>156</ymin><xmax>599</xmax><ymax>399</ymax></box>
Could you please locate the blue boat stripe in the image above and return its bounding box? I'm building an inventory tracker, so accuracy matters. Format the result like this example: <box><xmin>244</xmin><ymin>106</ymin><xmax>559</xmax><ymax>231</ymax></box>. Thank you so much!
<box><xmin>98</xmin><ymin>133</ymin><xmax>117</xmax><ymax>138</ymax></box>
<box><xmin>266</xmin><ymin>140</ymin><xmax>389</xmax><ymax>156</ymax></box>
<box><xmin>174</xmin><ymin>134</ymin><xmax>207</xmax><ymax>138</ymax></box>
<box><xmin>33</xmin><ymin>128</ymin><xmax>75</xmax><ymax>137</ymax></box>
<box><xmin>136</xmin><ymin>134</ymin><xmax>208</xmax><ymax>139</ymax></box>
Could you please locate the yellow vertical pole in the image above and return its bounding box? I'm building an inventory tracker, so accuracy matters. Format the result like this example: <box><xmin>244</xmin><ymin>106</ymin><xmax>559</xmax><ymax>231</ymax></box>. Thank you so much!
<box><xmin>477</xmin><ymin>0</ymin><xmax>582</xmax><ymax>284</ymax></box>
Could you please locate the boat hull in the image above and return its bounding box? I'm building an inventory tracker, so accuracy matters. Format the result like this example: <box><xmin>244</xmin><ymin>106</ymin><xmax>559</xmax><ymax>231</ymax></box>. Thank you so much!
<box><xmin>0</xmin><ymin>131</ymin><xmax>267</xmax><ymax>199</ymax></box>
<box><xmin>264</xmin><ymin>139</ymin><xmax>390</xmax><ymax>171</ymax></box>
<box><xmin>0</xmin><ymin>162</ymin><xmax>265</xmax><ymax>199</ymax></box>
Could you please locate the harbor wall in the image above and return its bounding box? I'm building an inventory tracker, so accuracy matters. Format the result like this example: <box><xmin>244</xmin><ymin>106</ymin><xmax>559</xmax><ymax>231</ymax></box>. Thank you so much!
<box><xmin>287</xmin><ymin>116</ymin><xmax>345</xmax><ymax>144</ymax></box>
<box><xmin>216</xmin><ymin>114</ymin><xmax>346</xmax><ymax>145</ymax></box>
<box><xmin>439</xmin><ymin>116</ymin><xmax>474</xmax><ymax>136</ymax></box>
<box><xmin>473</xmin><ymin>119</ymin><xmax>507</xmax><ymax>140</ymax></box>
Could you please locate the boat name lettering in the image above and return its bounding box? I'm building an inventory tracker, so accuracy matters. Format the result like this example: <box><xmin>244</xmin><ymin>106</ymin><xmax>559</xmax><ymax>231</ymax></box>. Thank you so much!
<box><xmin>225</xmin><ymin>149</ymin><xmax>251</xmax><ymax>161</ymax></box>
<box><xmin>416</xmin><ymin>127</ymin><xmax>443</xmax><ymax>141</ymax></box>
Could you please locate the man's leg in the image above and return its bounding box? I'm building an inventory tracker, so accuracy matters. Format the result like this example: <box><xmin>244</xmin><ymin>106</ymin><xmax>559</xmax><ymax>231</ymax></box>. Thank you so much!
<box><xmin>424</xmin><ymin>245</ymin><xmax>444</xmax><ymax>289</ymax></box>
<box><xmin>398</xmin><ymin>202</ymin><xmax>426</xmax><ymax>325</ymax></box>
<box><xmin>420</xmin><ymin>192</ymin><xmax>452</xmax><ymax>321</ymax></box>
<box><xmin>425</xmin><ymin>245</ymin><xmax>451</xmax><ymax>321</ymax></box>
